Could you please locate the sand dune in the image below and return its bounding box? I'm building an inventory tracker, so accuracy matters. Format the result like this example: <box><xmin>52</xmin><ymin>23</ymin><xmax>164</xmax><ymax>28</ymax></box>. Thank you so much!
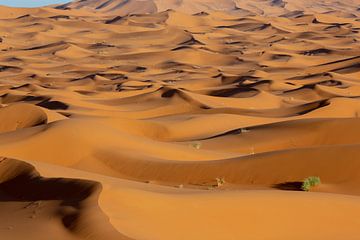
<box><xmin>0</xmin><ymin>158</ymin><xmax>130</xmax><ymax>240</ymax></box>
<box><xmin>54</xmin><ymin>0</ymin><xmax>360</xmax><ymax>16</ymax></box>
<box><xmin>1</xmin><ymin>0</ymin><xmax>360</xmax><ymax>239</ymax></box>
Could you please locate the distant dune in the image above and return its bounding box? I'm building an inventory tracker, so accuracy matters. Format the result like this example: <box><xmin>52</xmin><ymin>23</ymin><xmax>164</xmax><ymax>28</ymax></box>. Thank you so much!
<box><xmin>1</xmin><ymin>0</ymin><xmax>360</xmax><ymax>239</ymax></box>
<box><xmin>54</xmin><ymin>0</ymin><xmax>360</xmax><ymax>16</ymax></box>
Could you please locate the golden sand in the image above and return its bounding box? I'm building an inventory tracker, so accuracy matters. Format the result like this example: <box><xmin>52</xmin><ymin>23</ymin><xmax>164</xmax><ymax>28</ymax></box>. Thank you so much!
<box><xmin>1</xmin><ymin>0</ymin><xmax>360</xmax><ymax>239</ymax></box>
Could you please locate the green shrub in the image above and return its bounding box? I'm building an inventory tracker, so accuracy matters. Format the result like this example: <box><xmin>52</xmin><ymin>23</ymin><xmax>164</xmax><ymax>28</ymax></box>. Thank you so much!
<box><xmin>301</xmin><ymin>176</ymin><xmax>321</xmax><ymax>191</ymax></box>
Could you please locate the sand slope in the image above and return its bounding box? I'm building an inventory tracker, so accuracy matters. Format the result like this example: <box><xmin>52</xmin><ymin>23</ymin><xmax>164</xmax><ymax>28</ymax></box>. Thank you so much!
<box><xmin>0</xmin><ymin>158</ymin><xmax>131</xmax><ymax>240</ymax></box>
<box><xmin>0</xmin><ymin>0</ymin><xmax>360</xmax><ymax>239</ymax></box>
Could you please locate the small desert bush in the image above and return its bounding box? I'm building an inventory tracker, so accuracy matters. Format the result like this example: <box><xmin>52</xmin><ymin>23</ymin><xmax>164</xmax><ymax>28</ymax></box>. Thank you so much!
<box><xmin>301</xmin><ymin>176</ymin><xmax>321</xmax><ymax>191</ymax></box>
<box><xmin>190</xmin><ymin>142</ymin><xmax>201</xmax><ymax>149</ymax></box>
<box><xmin>216</xmin><ymin>177</ymin><xmax>225</xmax><ymax>187</ymax></box>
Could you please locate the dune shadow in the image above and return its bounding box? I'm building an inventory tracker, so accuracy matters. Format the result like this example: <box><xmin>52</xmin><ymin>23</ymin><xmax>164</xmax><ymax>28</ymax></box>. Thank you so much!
<box><xmin>0</xmin><ymin>173</ymin><xmax>96</xmax><ymax>203</ymax></box>
<box><xmin>273</xmin><ymin>181</ymin><xmax>304</xmax><ymax>191</ymax></box>
<box><xmin>37</xmin><ymin>100</ymin><xmax>69</xmax><ymax>110</ymax></box>
<box><xmin>0</xmin><ymin>158</ymin><xmax>131</xmax><ymax>240</ymax></box>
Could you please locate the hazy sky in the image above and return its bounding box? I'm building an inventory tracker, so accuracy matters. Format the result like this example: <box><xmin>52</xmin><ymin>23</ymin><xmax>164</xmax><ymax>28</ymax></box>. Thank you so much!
<box><xmin>0</xmin><ymin>0</ymin><xmax>69</xmax><ymax>7</ymax></box>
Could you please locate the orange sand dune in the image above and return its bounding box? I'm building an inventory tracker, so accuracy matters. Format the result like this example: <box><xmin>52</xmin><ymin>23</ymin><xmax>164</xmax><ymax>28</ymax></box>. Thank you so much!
<box><xmin>0</xmin><ymin>158</ymin><xmax>130</xmax><ymax>240</ymax></box>
<box><xmin>55</xmin><ymin>0</ymin><xmax>360</xmax><ymax>17</ymax></box>
<box><xmin>1</xmin><ymin>0</ymin><xmax>360</xmax><ymax>239</ymax></box>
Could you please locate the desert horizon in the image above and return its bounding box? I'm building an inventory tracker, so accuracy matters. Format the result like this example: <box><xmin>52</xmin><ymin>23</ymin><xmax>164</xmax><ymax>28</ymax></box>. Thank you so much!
<box><xmin>0</xmin><ymin>0</ymin><xmax>360</xmax><ymax>239</ymax></box>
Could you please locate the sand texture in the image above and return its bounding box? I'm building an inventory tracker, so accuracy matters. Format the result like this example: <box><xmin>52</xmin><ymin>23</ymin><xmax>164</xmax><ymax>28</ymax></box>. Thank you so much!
<box><xmin>1</xmin><ymin>0</ymin><xmax>360</xmax><ymax>239</ymax></box>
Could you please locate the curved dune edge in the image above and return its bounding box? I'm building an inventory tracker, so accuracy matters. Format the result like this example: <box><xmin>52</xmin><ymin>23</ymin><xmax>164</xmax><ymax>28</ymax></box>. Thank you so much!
<box><xmin>93</xmin><ymin>143</ymin><xmax>360</xmax><ymax>194</ymax></box>
<box><xmin>0</xmin><ymin>103</ymin><xmax>47</xmax><ymax>134</ymax></box>
<box><xmin>0</xmin><ymin>158</ymin><xmax>132</xmax><ymax>240</ymax></box>
<box><xmin>1</xmin><ymin>117</ymin><xmax>360</xmax><ymax>189</ymax></box>
<box><xmin>26</xmin><ymin>157</ymin><xmax>360</xmax><ymax>240</ymax></box>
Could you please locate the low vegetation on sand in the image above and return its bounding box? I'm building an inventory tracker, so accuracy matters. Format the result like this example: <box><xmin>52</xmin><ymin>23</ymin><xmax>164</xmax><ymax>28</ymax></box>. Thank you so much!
<box><xmin>301</xmin><ymin>176</ymin><xmax>321</xmax><ymax>191</ymax></box>
<box><xmin>216</xmin><ymin>177</ymin><xmax>226</xmax><ymax>187</ymax></box>
<box><xmin>190</xmin><ymin>142</ymin><xmax>202</xmax><ymax>150</ymax></box>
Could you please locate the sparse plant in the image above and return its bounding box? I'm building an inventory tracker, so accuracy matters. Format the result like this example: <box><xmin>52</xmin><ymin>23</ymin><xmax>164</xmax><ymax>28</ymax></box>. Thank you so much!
<box><xmin>190</xmin><ymin>142</ymin><xmax>201</xmax><ymax>150</ymax></box>
<box><xmin>216</xmin><ymin>177</ymin><xmax>225</xmax><ymax>187</ymax></box>
<box><xmin>301</xmin><ymin>176</ymin><xmax>321</xmax><ymax>191</ymax></box>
